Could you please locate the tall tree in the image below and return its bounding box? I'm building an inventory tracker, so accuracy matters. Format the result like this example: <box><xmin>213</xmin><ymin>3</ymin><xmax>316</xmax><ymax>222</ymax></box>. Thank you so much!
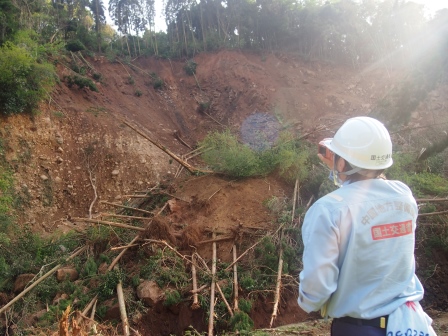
<box><xmin>89</xmin><ymin>0</ymin><xmax>106</xmax><ymax>52</ymax></box>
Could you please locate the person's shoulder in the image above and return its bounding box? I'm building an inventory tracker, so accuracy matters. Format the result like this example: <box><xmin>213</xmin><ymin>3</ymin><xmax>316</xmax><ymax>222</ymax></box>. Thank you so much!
<box><xmin>382</xmin><ymin>179</ymin><xmax>412</xmax><ymax>190</ymax></box>
<box><xmin>316</xmin><ymin>187</ymin><xmax>347</xmax><ymax>205</ymax></box>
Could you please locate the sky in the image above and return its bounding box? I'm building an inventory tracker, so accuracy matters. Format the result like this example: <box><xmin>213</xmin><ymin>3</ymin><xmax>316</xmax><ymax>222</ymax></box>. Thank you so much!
<box><xmin>105</xmin><ymin>0</ymin><xmax>448</xmax><ymax>33</ymax></box>
<box><xmin>411</xmin><ymin>0</ymin><xmax>448</xmax><ymax>17</ymax></box>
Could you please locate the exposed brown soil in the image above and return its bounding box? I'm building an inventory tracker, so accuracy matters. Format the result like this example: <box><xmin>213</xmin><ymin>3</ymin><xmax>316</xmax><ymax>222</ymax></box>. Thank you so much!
<box><xmin>1</xmin><ymin>50</ymin><xmax>448</xmax><ymax>335</ymax></box>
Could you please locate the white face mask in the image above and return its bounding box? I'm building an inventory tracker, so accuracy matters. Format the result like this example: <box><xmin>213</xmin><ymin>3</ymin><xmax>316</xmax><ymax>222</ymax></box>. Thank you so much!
<box><xmin>329</xmin><ymin>157</ymin><xmax>362</xmax><ymax>187</ymax></box>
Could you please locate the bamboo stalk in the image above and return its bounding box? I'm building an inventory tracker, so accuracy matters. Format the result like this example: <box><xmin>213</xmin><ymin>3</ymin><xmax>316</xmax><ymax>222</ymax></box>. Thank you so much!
<box><xmin>0</xmin><ymin>246</ymin><xmax>87</xmax><ymax>315</ymax></box>
<box><xmin>145</xmin><ymin>240</ymin><xmax>196</xmax><ymax>267</ymax></box>
<box><xmin>190</xmin><ymin>284</ymin><xmax>208</xmax><ymax>294</ymax></box>
<box><xmin>186</xmin><ymin>145</ymin><xmax>207</xmax><ymax>157</ymax></box>
<box><xmin>110</xmin><ymin>244</ymin><xmax>139</xmax><ymax>251</ymax></box>
<box><xmin>72</xmin><ymin>217</ymin><xmax>145</xmax><ymax>231</ymax></box>
<box><xmin>100</xmin><ymin>201</ymin><xmax>155</xmax><ymax>215</ymax></box>
<box><xmin>156</xmin><ymin>192</ymin><xmax>191</xmax><ymax>203</ymax></box>
<box><xmin>207</xmin><ymin>188</ymin><xmax>222</xmax><ymax>201</ymax></box>
<box><xmin>208</xmin><ymin>233</ymin><xmax>217</xmax><ymax>336</ymax></box>
<box><xmin>109</xmin><ymin>236</ymin><xmax>141</xmax><ymax>270</ymax></box>
<box><xmin>216</xmin><ymin>280</ymin><xmax>233</xmax><ymax>317</ymax></box>
<box><xmin>174</xmin><ymin>130</ymin><xmax>192</xmax><ymax>149</ymax></box>
<box><xmin>100</xmin><ymin>213</ymin><xmax>148</xmax><ymax>220</ymax></box>
<box><xmin>259</xmin><ymin>328</ymin><xmax>313</xmax><ymax>334</ymax></box>
<box><xmin>291</xmin><ymin>179</ymin><xmax>299</xmax><ymax>224</ymax></box>
<box><xmin>233</xmin><ymin>245</ymin><xmax>239</xmax><ymax>312</ymax></box>
<box><xmin>81</xmin><ymin>233</ymin><xmax>142</xmax><ymax>323</ymax></box>
<box><xmin>194</xmin><ymin>253</ymin><xmax>233</xmax><ymax>316</ymax></box>
<box><xmin>116</xmin><ymin>267</ymin><xmax>130</xmax><ymax>336</ymax></box>
<box><xmin>87</xmin><ymin>165</ymin><xmax>98</xmax><ymax>220</ymax></box>
<box><xmin>90</xmin><ymin>299</ymin><xmax>97</xmax><ymax>320</ymax></box>
<box><xmin>416</xmin><ymin>198</ymin><xmax>448</xmax><ymax>202</ymax></box>
<box><xmin>224</xmin><ymin>241</ymin><xmax>261</xmax><ymax>272</ymax></box>
<box><xmin>191</xmin><ymin>254</ymin><xmax>200</xmax><ymax>310</ymax></box>
<box><xmin>122</xmin><ymin>120</ymin><xmax>212</xmax><ymax>174</ymax></box>
<box><xmin>269</xmin><ymin>250</ymin><xmax>284</xmax><ymax>328</ymax></box>
<box><xmin>224</xmin><ymin>224</ymin><xmax>286</xmax><ymax>272</ymax></box>
<box><xmin>82</xmin><ymin>294</ymin><xmax>98</xmax><ymax>317</ymax></box>
<box><xmin>419</xmin><ymin>210</ymin><xmax>448</xmax><ymax>217</ymax></box>
<box><xmin>198</xmin><ymin>235</ymin><xmax>234</xmax><ymax>245</ymax></box>
<box><xmin>270</xmin><ymin>178</ymin><xmax>298</xmax><ymax>328</ymax></box>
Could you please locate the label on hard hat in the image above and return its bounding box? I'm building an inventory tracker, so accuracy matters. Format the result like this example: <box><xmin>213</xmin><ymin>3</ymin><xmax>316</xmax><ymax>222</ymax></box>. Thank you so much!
<box><xmin>370</xmin><ymin>154</ymin><xmax>392</xmax><ymax>165</ymax></box>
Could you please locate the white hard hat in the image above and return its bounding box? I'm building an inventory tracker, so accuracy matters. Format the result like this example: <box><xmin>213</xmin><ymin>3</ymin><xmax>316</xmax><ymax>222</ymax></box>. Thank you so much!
<box><xmin>323</xmin><ymin>116</ymin><xmax>393</xmax><ymax>170</ymax></box>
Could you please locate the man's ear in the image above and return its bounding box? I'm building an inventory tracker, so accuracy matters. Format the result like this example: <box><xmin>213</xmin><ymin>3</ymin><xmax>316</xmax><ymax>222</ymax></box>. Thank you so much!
<box><xmin>336</xmin><ymin>157</ymin><xmax>346</xmax><ymax>173</ymax></box>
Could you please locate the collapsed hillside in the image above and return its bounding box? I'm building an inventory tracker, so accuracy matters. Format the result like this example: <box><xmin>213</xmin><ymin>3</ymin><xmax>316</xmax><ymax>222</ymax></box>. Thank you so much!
<box><xmin>5</xmin><ymin>50</ymin><xmax>406</xmax><ymax>230</ymax></box>
<box><xmin>1</xmin><ymin>50</ymin><xmax>448</xmax><ymax>335</ymax></box>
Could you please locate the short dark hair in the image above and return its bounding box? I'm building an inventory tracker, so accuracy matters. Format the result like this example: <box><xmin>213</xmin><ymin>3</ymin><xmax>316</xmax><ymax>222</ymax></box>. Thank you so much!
<box><xmin>335</xmin><ymin>154</ymin><xmax>385</xmax><ymax>183</ymax></box>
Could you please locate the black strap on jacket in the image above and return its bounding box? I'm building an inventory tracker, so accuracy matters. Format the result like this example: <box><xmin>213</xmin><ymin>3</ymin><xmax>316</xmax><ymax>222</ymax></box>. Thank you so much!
<box><xmin>334</xmin><ymin>316</ymin><xmax>388</xmax><ymax>329</ymax></box>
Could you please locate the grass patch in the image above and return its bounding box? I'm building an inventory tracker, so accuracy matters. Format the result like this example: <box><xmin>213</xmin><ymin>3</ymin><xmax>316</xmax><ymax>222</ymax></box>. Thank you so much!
<box><xmin>86</xmin><ymin>106</ymin><xmax>107</xmax><ymax>117</ymax></box>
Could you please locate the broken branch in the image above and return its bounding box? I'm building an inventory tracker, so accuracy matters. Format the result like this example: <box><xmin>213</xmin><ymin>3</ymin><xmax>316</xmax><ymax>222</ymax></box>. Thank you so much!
<box><xmin>116</xmin><ymin>266</ymin><xmax>130</xmax><ymax>336</ymax></box>
<box><xmin>233</xmin><ymin>244</ymin><xmax>239</xmax><ymax>311</ymax></box>
<box><xmin>100</xmin><ymin>201</ymin><xmax>155</xmax><ymax>215</ymax></box>
<box><xmin>208</xmin><ymin>233</ymin><xmax>217</xmax><ymax>336</ymax></box>
<box><xmin>72</xmin><ymin>217</ymin><xmax>145</xmax><ymax>231</ymax></box>
<box><xmin>122</xmin><ymin>120</ymin><xmax>211</xmax><ymax>174</ymax></box>
<box><xmin>0</xmin><ymin>246</ymin><xmax>87</xmax><ymax>315</ymax></box>
<box><xmin>100</xmin><ymin>213</ymin><xmax>148</xmax><ymax>221</ymax></box>
<box><xmin>191</xmin><ymin>254</ymin><xmax>200</xmax><ymax>310</ymax></box>
<box><xmin>198</xmin><ymin>235</ymin><xmax>235</xmax><ymax>245</ymax></box>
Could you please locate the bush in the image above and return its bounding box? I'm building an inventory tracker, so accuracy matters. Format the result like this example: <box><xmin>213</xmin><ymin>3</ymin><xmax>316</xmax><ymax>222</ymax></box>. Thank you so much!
<box><xmin>199</xmin><ymin>130</ymin><xmax>262</xmax><ymax>177</ymax></box>
<box><xmin>153</xmin><ymin>78</ymin><xmax>164</xmax><ymax>89</ymax></box>
<box><xmin>150</xmin><ymin>72</ymin><xmax>164</xmax><ymax>89</ymax></box>
<box><xmin>64</xmin><ymin>75</ymin><xmax>98</xmax><ymax>92</ymax></box>
<box><xmin>199</xmin><ymin>130</ymin><xmax>313</xmax><ymax>180</ymax></box>
<box><xmin>229</xmin><ymin>311</ymin><xmax>254</xmax><ymax>333</ymax></box>
<box><xmin>184</xmin><ymin>59</ymin><xmax>197</xmax><ymax>75</ymax></box>
<box><xmin>0</xmin><ymin>42</ymin><xmax>56</xmax><ymax>115</ymax></box>
<box><xmin>164</xmin><ymin>290</ymin><xmax>182</xmax><ymax>306</ymax></box>
<box><xmin>97</xmin><ymin>268</ymin><xmax>125</xmax><ymax>300</ymax></box>
<box><xmin>65</xmin><ymin>39</ymin><xmax>86</xmax><ymax>52</ymax></box>
<box><xmin>239</xmin><ymin>298</ymin><xmax>252</xmax><ymax>313</ymax></box>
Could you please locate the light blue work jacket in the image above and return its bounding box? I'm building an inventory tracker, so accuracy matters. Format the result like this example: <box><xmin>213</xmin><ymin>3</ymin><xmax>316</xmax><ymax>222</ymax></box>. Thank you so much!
<box><xmin>298</xmin><ymin>178</ymin><xmax>424</xmax><ymax>319</ymax></box>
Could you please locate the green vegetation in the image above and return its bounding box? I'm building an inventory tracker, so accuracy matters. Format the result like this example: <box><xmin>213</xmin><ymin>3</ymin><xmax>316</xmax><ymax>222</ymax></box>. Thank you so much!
<box><xmin>64</xmin><ymin>75</ymin><xmax>99</xmax><ymax>92</ymax></box>
<box><xmin>164</xmin><ymin>289</ymin><xmax>182</xmax><ymax>306</ymax></box>
<box><xmin>229</xmin><ymin>311</ymin><xmax>254</xmax><ymax>334</ymax></box>
<box><xmin>0</xmin><ymin>1</ymin><xmax>446</xmax><ymax>334</ymax></box>
<box><xmin>184</xmin><ymin>59</ymin><xmax>197</xmax><ymax>76</ymax></box>
<box><xmin>140</xmin><ymin>249</ymin><xmax>189</xmax><ymax>289</ymax></box>
<box><xmin>199</xmin><ymin>130</ymin><xmax>313</xmax><ymax>181</ymax></box>
<box><xmin>0</xmin><ymin>42</ymin><xmax>56</xmax><ymax>115</ymax></box>
<box><xmin>0</xmin><ymin>0</ymin><xmax>446</xmax><ymax>70</ymax></box>
<box><xmin>149</xmin><ymin>72</ymin><xmax>164</xmax><ymax>89</ymax></box>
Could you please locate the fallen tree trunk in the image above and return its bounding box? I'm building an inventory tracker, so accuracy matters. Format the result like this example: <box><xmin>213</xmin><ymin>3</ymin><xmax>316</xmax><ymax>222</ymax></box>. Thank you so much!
<box><xmin>116</xmin><ymin>266</ymin><xmax>130</xmax><ymax>336</ymax></box>
<box><xmin>208</xmin><ymin>233</ymin><xmax>217</xmax><ymax>336</ymax></box>
<box><xmin>72</xmin><ymin>217</ymin><xmax>145</xmax><ymax>231</ymax></box>
<box><xmin>191</xmin><ymin>254</ymin><xmax>200</xmax><ymax>310</ymax></box>
<box><xmin>123</xmin><ymin>120</ymin><xmax>212</xmax><ymax>174</ymax></box>
<box><xmin>100</xmin><ymin>201</ymin><xmax>155</xmax><ymax>215</ymax></box>
<box><xmin>233</xmin><ymin>244</ymin><xmax>239</xmax><ymax>311</ymax></box>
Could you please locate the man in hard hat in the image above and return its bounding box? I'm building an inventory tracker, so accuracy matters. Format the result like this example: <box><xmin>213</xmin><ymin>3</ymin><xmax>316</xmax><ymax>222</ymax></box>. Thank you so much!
<box><xmin>298</xmin><ymin>117</ymin><xmax>436</xmax><ymax>335</ymax></box>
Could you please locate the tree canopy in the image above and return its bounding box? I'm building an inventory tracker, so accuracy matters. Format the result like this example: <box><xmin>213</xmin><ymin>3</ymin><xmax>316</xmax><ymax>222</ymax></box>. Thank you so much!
<box><xmin>0</xmin><ymin>0</ymin><xmax>446</xmax><ymax>66</ymax></box>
